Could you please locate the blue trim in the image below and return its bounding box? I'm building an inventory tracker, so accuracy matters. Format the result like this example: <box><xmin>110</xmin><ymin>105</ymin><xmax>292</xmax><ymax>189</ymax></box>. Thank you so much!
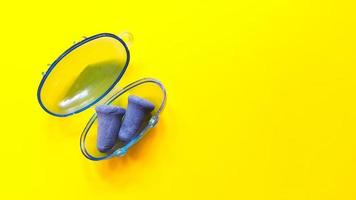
<box><xmin>37</xmin><ymin>33</ymin><xmax>130</xmax><ymax>117</ymax></box>
<box><xmin>79</xmin><ymin>78</ymin><xmax>166</xmax><ymax>161</ymax></box>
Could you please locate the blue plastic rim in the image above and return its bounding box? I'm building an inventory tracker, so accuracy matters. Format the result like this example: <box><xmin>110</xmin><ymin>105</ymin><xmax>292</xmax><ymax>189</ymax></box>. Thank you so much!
<box><xmin>80</xmin><ymin>78</ymin><xmax>167</xmax><ymax>161</ymax></box>
<box><xmin>37</xmin><ymin>33</ymin><xmax>130</xmax><ymax>117</ymax></box>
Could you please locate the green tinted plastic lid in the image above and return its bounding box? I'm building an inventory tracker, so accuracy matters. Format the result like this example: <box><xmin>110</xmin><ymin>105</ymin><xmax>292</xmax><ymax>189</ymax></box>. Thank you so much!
<box><xmin>37</xmin><ymin>33</ymin><xmax>130</xmax><ymax>117</ymax></box>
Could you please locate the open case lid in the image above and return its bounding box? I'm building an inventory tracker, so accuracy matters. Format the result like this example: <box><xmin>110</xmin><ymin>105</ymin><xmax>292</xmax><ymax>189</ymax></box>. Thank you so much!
<box><xmin>37</xmin><ymin>33</ymin><xmax>130</xmax><ymax>117</ymax></box>
<box><xmin>38</xmin><ymin>33</ymin><xmax>166</xmax><ymax>161</ymax></box>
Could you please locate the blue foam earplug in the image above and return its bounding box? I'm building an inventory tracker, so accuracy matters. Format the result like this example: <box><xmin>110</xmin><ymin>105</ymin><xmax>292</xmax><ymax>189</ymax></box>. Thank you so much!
<box><xmin>118</xmin><ymin>95</ymin><xmax>155</xmax><ymax>142</ymax></box>
<box><xmin>96</xmin><ymin>105</ymin><xmax>126</xmax><ymax>152</ymax></box>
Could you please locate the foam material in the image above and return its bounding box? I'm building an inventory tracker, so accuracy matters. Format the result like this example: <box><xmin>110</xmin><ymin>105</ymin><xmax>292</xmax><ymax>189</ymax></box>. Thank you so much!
<box><xmin>96</xmin><ymin>105</ymin><xmax>126</xmax><ymax>152</ymax></box>
<box><xmin>118</xmin><ymin>96</ymin><xmax>155</xmax><ymax>142</ymax></box>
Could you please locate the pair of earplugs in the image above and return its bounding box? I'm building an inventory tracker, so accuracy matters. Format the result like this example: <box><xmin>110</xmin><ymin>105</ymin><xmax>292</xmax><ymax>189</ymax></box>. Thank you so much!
<box><xmin>96</xmin><ymin>95</ymin><xmax>155</xmax><ymax>153</ymax></box>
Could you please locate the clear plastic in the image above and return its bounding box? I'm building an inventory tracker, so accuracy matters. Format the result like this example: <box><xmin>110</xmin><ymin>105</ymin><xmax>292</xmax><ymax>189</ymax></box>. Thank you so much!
<box><xmin>37</xmin><ymin>32</ymin><xmax>166</xmax><ymax>161</ymax></box>
<box><xmin>37</xmin><ymin>33</ymin><xmax>130</xmax><ymax>117</ymax></box>
<box><xmin>80</xmin><ymin>78</ymin><xmax>166</xmax><ymax>161</ymax></box>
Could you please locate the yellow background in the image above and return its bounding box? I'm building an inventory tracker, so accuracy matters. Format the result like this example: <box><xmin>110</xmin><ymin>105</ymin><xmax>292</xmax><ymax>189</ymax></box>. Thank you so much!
<box><xmin>1</xmin><ymin>0</ymin><xmax>356</xmax><ymax>199</ymax></box>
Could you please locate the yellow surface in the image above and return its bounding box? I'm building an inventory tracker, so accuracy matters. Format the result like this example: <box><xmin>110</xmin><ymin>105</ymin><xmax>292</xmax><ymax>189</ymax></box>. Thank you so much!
<box><xmin>0</xmin><ymin>0</ymin><xmax>356</xmax><ymax>199</ymax></box>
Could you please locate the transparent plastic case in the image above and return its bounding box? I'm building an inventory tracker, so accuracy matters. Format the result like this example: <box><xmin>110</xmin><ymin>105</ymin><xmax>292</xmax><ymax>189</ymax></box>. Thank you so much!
<box><xmin>37</xmin><ymin>32</ymin><xmax>166</xmax><ymax>160</ymax></box>
<box><xmin>80</xmin><ymin>78</ymin><xmax>166</xmax><ymax>161</ymax></box>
